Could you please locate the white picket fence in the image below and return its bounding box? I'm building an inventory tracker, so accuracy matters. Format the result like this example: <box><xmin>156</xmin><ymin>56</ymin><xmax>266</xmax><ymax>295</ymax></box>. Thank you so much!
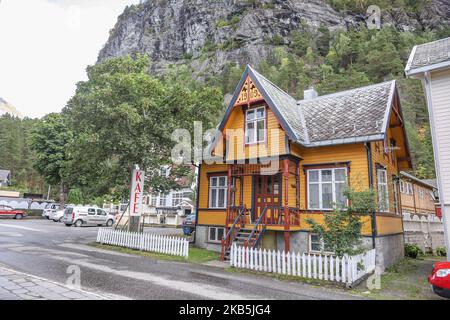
<box><xmin>230</xmin><ymin>244</ymin><xmax>376</xmax><ymax>286</ymax></box>
<box><xmin>96</xmin><ymin>228</ymin><xmax>189</xmax><ymax>258</ymax></box>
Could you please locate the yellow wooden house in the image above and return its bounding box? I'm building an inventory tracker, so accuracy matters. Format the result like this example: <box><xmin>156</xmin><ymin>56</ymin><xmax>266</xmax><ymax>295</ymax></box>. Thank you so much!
<box><xmin>195</xmin><ymin>65</ymin><xmax>412</xmax><ymax>268</ymax></box>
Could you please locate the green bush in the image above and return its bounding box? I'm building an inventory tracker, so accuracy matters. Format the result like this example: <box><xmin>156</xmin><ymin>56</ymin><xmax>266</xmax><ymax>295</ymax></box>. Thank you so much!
<box><xmin>436</xmin><ymin>247</ymin><xmax>447</xmax><ymax>257</ymax></box>
<box><xmin>404</xmin><ymin>243</ymin><xmax>423</xmax><ymax>259</ymax></box>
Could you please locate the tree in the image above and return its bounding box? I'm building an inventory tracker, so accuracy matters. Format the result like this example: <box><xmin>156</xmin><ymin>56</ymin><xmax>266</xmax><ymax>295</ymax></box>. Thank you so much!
<box><xmin>30</xmin><ymin>113</ymin><xmax>72</xmax><ymax>204</ymax></box>
<box><xmin>62</xmin><ymin>55</ymin><xmax>224</xmax><ymax>199</ymax></box>
<box><xmin>67</xmin><ymin>188</ymin><xmax>84</xmax><ymax>205</ymax></box>
<box><xmin>306</xmin><ymin>187</ymin><xmax>377</xmax><ymax>257</ymax></box>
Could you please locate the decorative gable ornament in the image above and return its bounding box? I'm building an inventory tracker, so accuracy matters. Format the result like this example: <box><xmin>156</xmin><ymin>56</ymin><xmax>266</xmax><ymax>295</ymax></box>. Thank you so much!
<box><xmin>236</xmin><ymin>77</ymin><xmax>263</xmax><ymax>105</ymax></box>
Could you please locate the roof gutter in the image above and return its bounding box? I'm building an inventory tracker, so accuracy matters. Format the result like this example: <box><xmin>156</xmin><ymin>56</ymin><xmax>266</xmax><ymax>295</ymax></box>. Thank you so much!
<box><xmin>302</xmin><ymin>133</ymin><xmax>385</xmax><ymax>147</ymax></box>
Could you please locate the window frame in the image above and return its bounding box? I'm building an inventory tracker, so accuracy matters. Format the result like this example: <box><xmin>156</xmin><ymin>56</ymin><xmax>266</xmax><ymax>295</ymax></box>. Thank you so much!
<box><xmin>172</xmin><ymin>192</ymin><xmax>183</xmax><ymax>207</ymax></box>
<box><xmin>208</xmin><ymin>176</ymin><xmax>228</xmax><ymax>209</ymax></box>
<box><xmin>245</xmin><ymin>106</ymin><xmax>266</xmax><ymax>145</ymax></box>
<box><xmin>377</xmin><ymin>168</ymin><xmax>389</xmax><ymax>212</ymax></box>
<box><xmin>309</xmin><ymin>234</ymin><xmax>334</xmax><ymax>254</ymax></box>
<box><xmin>307</xmin><ymin>167</ymin><xmax>348</xmax><ymax>211</ymax></box>
<box><xmin>208</xmin><ymin>226</ymin><xmax>225</xmax><ymax>243</ymax></box>
<box><xmin>158</xmin><ymin>193</ymin><xmax>167</xmax><ymax>207</ymax></box>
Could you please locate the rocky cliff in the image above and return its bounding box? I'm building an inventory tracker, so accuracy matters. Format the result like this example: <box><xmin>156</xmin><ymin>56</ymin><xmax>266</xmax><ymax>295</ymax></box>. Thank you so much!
<box><xmin>0</xmin><ymin>97</ymin><xmax>22</xmax><ymax>118</ymax></box>
<box><xmin>97</xmin><ymin>0</ymin><xmax>450</xmax><ymax>77</ymax></box>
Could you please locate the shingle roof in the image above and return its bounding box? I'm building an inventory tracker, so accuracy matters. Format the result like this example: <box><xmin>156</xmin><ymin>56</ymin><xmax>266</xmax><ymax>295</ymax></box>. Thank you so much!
<box><xmin>0</xmin><ymin>170</ymin><xmax>11</xmax><ymax>181</ymax></box>
<box><xmin>250</xmin><ymin>68</ymin><xmax>309</xmax><ymax>144</ymax></box>
<box><xmin>405</xmin><ymin>37</ymin><xmax>450</xmax><ymax>75</ymax></box>
<box><xmin>400</xmin><ymin>171</ymin><xmax>437</xmax><ymax>190</ymax></box>
<box><xmin>299</xmin><ymin>81</ymin><xmax>395</xmax><ymax>145</ymax></box>
<box><xmin>213</xmin><ymin>65</ymin><xmax>399</xmax><ymax>153</ymax></box>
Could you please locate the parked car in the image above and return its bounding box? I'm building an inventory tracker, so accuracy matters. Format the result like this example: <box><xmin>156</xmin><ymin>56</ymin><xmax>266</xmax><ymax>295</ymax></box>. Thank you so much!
<box><xmin>0</xmin><ymin>205</ymin><xmax>27</xmax><ymax>220</ymax></box>
<box><xmin>62</xmin><ymin>206</ymin><xmax>115</xmax><ymax>227</ymax></box>
<box><xmin>42</xmin><ymin>203</ymin><xmax>61</xmax><ymax>219</ymax></box>
<box><xmin>182</xmin><ymin>213</ymin><xmax>196</xmax><ymax>235</ymax></box>
<box><xmin>429</xmin><ymin>261</ymin><xmax>450</xmax><ymax>298</ymax></box>
<box><xmin>50</xmin><ymin>209</ymin><xmax>65</xmax><ymax>222</ymax></box>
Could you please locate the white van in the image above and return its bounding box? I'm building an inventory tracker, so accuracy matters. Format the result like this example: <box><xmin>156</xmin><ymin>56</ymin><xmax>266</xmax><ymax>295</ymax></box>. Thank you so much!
<box><xmin>62</xmin><ymin>206</ymin><xmax>115</xmax><ymax>227</ymax></box>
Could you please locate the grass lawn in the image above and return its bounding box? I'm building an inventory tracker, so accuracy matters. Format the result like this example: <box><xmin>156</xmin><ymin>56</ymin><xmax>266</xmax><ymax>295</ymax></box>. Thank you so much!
<box><xmin>351</xmin><ymin>256</ymin><xmax>447</xmax><ymax>300</ymax></box>
<box><xmin>88</xmin><ymin>242</ymin><xmax>220</xmax><ymax>264</ymax></box>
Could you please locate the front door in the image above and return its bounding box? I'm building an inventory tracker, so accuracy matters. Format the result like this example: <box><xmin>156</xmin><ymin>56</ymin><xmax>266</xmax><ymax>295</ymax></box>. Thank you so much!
<box><xmin>253</xmin><ymin>174</ymin><xmax>281</xmax><ymax>224</ymax></box>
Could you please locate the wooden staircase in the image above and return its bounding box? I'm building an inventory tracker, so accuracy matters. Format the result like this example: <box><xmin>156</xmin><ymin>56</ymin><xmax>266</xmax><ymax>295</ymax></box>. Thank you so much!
<box><xmin>221</xmin><ymin>206</ymin><xmax>268</xmax><ymax>261</ymax></box>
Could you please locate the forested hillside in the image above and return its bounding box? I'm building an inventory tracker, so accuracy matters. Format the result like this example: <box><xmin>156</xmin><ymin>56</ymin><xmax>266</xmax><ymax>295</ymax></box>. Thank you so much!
<box><xmin>99</xmin><ymin>0</ymin><xmax>450</xmax><ymax>179</ymax></box>
<box><xmin>0</xmin><ymin>115</ymin><xmax>46</xmax><ymax>193</ymax></box>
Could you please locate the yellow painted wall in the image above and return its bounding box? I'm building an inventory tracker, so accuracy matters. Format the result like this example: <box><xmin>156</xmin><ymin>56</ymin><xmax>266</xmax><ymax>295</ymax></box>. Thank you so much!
<box><xmin>297</xmin><ymin>143</ymin><xmax>370</xmax><ymax>209</ymax></box>
<box><xmin>400</xmin><ymin>181</ymin><xmax>436</xmax><ymax>215</ymax></box>
<box><xmin>376</xmin><ymin>215</ymin><xmax>403</xmax><ymax>235</ymax></box>
<box><xmin>213</xmin><ymin>104</ymin><xmax>286</xmax><ymax>161</ymax></box>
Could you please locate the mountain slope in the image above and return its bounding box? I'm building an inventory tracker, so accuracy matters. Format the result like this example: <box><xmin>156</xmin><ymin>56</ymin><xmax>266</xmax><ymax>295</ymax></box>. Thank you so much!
<box><xmin>98</xmin><ymin>0</ymin><xmax>450</xmax><ymax>76</ymax></box>
<box><xmin>0</xmin><ymin>97</ymin><xmax>22</xmax><ymax>118</ymax></box>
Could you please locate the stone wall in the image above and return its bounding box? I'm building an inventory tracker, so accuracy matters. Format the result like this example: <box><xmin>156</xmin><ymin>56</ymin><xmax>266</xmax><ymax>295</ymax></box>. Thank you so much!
<box><xmin>403</xmin><ymin>213</ymin><xmax>445</xmax><ymax>253</ymax></box>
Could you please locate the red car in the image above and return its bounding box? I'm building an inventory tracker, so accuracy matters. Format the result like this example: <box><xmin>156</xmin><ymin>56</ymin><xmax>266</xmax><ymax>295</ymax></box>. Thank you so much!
<box><xmin>0</xmin><ymin>205</ymin><xmax>27</xmax><ymax>220</ymax></box>
<box><xmin>429</xmin><ymin>261</ymin><xmax>450</xmax><ymax>298</ymax></box>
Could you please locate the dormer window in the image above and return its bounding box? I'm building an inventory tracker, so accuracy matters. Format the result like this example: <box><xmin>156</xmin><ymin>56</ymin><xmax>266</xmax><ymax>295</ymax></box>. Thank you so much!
<box><xmin>245</xmin><ymin>106</ymin><xmax>266</xmax><ymax>144</ymax></box>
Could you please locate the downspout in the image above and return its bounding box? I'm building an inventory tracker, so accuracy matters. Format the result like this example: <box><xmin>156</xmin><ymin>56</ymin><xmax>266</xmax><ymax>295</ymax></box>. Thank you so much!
<box><xmin>365</xmin><ymin>142</ymin><xmax>377</xmax><ymax>249</ymax></box>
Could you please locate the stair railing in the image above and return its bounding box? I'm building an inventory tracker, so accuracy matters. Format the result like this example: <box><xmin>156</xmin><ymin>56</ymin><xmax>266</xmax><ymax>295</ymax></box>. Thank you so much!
<box><xmin>244</xmin><ymin>205</ymin><xmax>268</xmax><ymax>249</ymax></box>
<box><xmin>221</xmin><ymin>205</ymin><xmax>245</xmax><ymax>260</ymax></box>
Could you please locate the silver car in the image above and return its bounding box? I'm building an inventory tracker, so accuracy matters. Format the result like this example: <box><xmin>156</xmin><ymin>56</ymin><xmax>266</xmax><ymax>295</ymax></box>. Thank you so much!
<box><xmin>62</xmin><ymin>206</ymin><xmax>115</xmax><ymax>227</ymax></box>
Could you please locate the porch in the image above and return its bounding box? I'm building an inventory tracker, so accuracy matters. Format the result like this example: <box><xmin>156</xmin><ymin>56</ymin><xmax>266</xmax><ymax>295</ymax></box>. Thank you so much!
<box><xmin>221</xmin><ymin>158</ymin><xmax>302</xmax><ymax>259</ymax></box>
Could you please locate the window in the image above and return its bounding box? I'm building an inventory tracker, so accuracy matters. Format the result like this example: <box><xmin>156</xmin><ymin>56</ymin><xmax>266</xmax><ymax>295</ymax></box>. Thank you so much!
<box><xmin>400</xmin><ymin>181</ymin><xmax>406</xmax><ymax>194</ymax></box>
<box><xmin>419</xmin><ymin>188</ymin><xmax>424</xmax><ymax>199</ymax></box>
<box><xmin>209</xmin><ymin>176</ymin><xmax>228</xmax><ymax>208</ymax></box>
<box><xmin>88</xmin><ymin>208</ymin><xmax>96</xmax><ymax>216</ymax></box>
<box><xmin>159</xmin><ymin>193</ymin><xmax>167</xmax><ymax>206</ymax></box>
<box><xmin>150</xmin><ymin>194</ymin><xmax>157</xmax><ymax>206</ymax></box>
<box><xmin>96</xmin><ymin>209</ymin><xmax>106</xmax><ymax>216</ymax></box>
<box><xmin>307</xmin><ymin>168</ymin><xmax>348</xmax><ymax>210</ymax></box>
<box><xmin>309</xmin><ymin>234</ymin><xmax>333</xmax><ymax>253</ymax></box>
<box><xmin>172</xmin><ymin>192</ymin><xmax>183</xmax><ymax>206</ymax></box>
<box><xmin>377</xmin><ymin>168</ymin><xmax>389</xmax><ymax>212</ymax></box>
<box><xmin>245</xmin><ymin>106</ymin><xmax>266</xmax><ymax>144</ymax></box>
<box><xmin>407</xmin><ymin>182</ymin><xmax>413</xmax><ymax>195</ymax></box>
<box><xmin>208</xmin><ymin>227</ymin><xmax>225</xmax><ymax>243</ymax></box>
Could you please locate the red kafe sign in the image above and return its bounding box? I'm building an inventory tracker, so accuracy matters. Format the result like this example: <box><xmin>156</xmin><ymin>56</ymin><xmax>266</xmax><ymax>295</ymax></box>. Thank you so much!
<box><xmin>130</xmin><ymin>168</ymin><xmax>145</xmax><ymax>217</ymax></box>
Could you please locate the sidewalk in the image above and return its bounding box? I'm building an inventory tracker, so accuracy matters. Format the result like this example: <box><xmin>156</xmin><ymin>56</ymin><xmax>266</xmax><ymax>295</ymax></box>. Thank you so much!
<box><xmin>0</xmin><ymin>266</ymin><xmax>112</xmax><ymax>300</ymax></box>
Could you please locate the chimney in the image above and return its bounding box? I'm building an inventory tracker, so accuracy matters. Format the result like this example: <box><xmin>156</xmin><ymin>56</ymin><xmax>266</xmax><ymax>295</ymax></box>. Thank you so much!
<box><xmin>303</xmin><ymin>88</ymin><xmax>318</xmax><ymax>100</ymax></box>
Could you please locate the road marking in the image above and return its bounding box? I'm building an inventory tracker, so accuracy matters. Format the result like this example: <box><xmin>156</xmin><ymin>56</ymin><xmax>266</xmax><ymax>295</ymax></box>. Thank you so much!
<box><xmin>51</xmin><ymin>256</ymin><xmax>262</xmax><ymax>300</ymax></box>
<box><xmin>0</xmin><ymin>223</ymin><xmax>48</xmax><ymax>233</ymax></box>
<box><xmin>58</xmin><ymin>243</ymin><xmax>132</xmax><ymax>257</ymax></box>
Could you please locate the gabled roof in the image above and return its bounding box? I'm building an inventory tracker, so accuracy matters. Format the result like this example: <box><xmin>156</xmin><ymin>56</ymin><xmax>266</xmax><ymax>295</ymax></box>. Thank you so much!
<box><xmin>400</xmin><ymin>171</ymin><xmax>437</xmax><ymax>190</ymax></box>
<box><xmin>405</xmin><ymin>37</ymin><xmax>450</xmax><ymax>76</ymax></box>
<box><xmin>0</xmin><ymin>170</ymin><xmax>11</xmax><ymax>181</ymax></box>
<box><xmin>219</xmin><ymin>65</ymin><xmax>309</xmax><ymax>144</ymax></box>
<box><xmin>300</xmin><ymin>81</ymin><xmax>396</xmax><ymax>146</ymax></box>
<box><xmin>213</xmin><ymin>65</ymin><xmax>404</xmax><ymax>151</ymax></box>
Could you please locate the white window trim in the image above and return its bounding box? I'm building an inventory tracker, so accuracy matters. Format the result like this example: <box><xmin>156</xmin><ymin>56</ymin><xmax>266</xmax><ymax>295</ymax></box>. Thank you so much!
<box><xmin>245</xmin><ymin>106</ymin><xmax>266</xmax><ymax>144</ymax></box>
<box><xmin>307</xmin><ymin>168</ymin><xmax>348</xmax><ymax>211</ymax></box>
<box><xmin>377</xmin><ymin>168</ymin><xmax>389</xmax><ymax>212</ymax></box>
<box><xmin>172</xmin><ymin>192</ymin><xmax>183</xmax><ymax>207</ymax></box>
<box><xmin>309</xmin><ymin>234</ymin><xmax>334</xmax><ymax>254</ymax></box>
<box><xmin>208</xmin><ymin>226</ymin><xmax>225</xmax><ymax>243</ymax></box>
<box><xmin>208</xmin><ymin>176</ymin><xmax>228</xmax><ymax>209</ymax></box>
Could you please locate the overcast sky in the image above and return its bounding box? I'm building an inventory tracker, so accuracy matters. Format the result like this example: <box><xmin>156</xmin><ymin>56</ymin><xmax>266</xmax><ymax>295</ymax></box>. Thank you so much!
<box><xmin>0</xmin><ymin>0</ymin><xmax>140</xmax><ymax>119</ymax></box>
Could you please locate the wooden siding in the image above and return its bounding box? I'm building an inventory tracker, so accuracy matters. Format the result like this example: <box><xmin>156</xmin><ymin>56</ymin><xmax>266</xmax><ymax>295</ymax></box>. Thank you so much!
<box><xmin>430</xmin><ymin>69</ymin><xmax>450</xmax><ymax>205</ymax></box>
<box><xmin>400</xmin><ymin>180</ymin><xmax>436</xmax><ymax>215</ymax></box>
<box><xmin>212</xmin><ymin>105</ymin><xmax>286</xmax><ymax>161</ymax></box>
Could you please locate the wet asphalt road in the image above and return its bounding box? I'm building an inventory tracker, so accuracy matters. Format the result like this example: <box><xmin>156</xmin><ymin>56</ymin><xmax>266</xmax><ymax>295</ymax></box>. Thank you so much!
<box><xmin>0</xmin><ymin>218</ymin><xmax>363</xmax><ymax>300</ymax></box>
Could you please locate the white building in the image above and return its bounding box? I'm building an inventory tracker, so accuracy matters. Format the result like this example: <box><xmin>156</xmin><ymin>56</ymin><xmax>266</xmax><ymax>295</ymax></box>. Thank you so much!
<box><xmin>0</xmin><ymin>170</ymin><xmax>11</xmax><ymax>187</ymax></box>
<box><xmin>405</xmin><ymin>37</ymin><xmax>450</xmax><ymax>260</ymax></box>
